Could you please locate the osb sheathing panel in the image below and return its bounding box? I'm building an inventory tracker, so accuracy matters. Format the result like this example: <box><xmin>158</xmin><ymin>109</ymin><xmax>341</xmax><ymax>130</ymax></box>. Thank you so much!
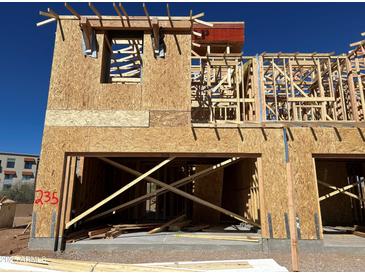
<box><xmin>47</xmin><ymin>20</ymin><xmax>142</xmax><ymax>111</ymax></box>
<box><xmin>149</xmin><ymin>111</ymin><xmax>191</xmax><ymax>127</ymax></box>
<box><xmin>288</xmin><ymin>127</ymin><xmax>365</xmax><ymax>240</ymax></box>
<box><xmin>34</xmin><ymin>124</ymin><xmax>365</xmax><ymax>238</ymax></box>
<box><xmin>32</xmin><ymin>127</ymin><xmax>89</xmax><ymax>237</ymax></box>
<box><xmin>47</xmin><ymin>21</ymin><xmax>190</xmax><ymax>112</ymax></box>
<box><xmin>141</xmin><ymin>34</ymin><xmax>191</xmax><ymax>111</ymax></box>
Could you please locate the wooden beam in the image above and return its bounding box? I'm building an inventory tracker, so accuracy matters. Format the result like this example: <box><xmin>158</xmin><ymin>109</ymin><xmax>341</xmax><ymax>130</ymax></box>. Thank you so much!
<box><xmin>191</xmin><ymin>49</ymin><xmax>199</xmax><ymax>57</ymax></box>
<box><xmin>192</xmin><ymin>12</ymin><xmax>204</xmax><ymax>20</ymax></box>
<box><xmin>166</xmin><ymin>3</ymin><xmax>172</xmax><ymax>20</ymax></box>
<box><xmin>283</xmin><ymin>128</ymin><xmax>299</xmax><ymax>272</ymax></box>
<box><xmin>65</xmin><ymin>3</ymin><xmax>80</xmax><ymax>19</ymax></box>
<box><xmin>318</xmin><ymin>179</ymin><xmax>365</xmax><ymax>202</ymax></box>
<box><xmin>36</xmin><ymin>17</ymin><xmax>57</xmax><ymax>27</ymax></box>
<box><xmin>86</xmin><ymin>19</ymin><xmax>191</xmax><ymax>31</ymax></box>
<box><xmin>193</xmin><ymin>31</ymin><xmax>202</xmax><ymax>37</ymax></box>
<box><xmin>119</xmin><ymin>3</ymin><xmax>129</xmax><ymax>20</ymax></box>
<box><xmin>86</xmin><ymin>157</ymin><xmax>240</xmax><ymax>222</ymax></box>
<box><xmin>350</xmin><ymin>40</ymin><xmax>365</xmax><ymax>48</ymax></box>
<box><xmin>88</xmin><ymin>2</ymin><xmax>101</xmax><ymax>19</ymax></box>
<box><xmin>39</xmin><ymin>10</ymin><xmax>57</xmax><ymax>19</ymax></box>
<box><xmin>47</xmin><ymin>8</ymin><xmax>59</xmax><ymax>19</ymax></box>
<box><xmin>152</xmin><ymin>18</ymin><xmax>159</xmax><ymax>51</ymax></box>
<box><xmin>148</xmin><ymin>215</ymin><xmax>186</xmax><ymax>234</ymax></box>
<box><xmin>65</xmin><ymin>157</ymin><xmax>174</xmax><ymax>229</ymax></box>
<box><xmin>100</xmin><ymin>158</ymin><xmax>260</xmax><ymax>227</ymax></box>
<box><xmin>113</xmin><ymin>3</ymin><xmax>123</xmax><ymax>19</ymax></box>
<box><xmin>272</xmin><ymin>63</ymin><xmax>308</xmax><ymax>98</ymax></box>
<box><xmin>143</xmin><ymin>3</ymin><xmax>151</xmax><ymax>28</ymax></box>
<box><xmin>193</xmin><ymin>18</ymin><xmax>213</xmax><ymax>27</ymax></box>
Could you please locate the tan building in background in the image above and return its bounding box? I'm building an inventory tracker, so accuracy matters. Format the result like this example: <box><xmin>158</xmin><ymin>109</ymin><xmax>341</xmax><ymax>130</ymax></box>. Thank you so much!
<box><xmin>0</xmin><ymin>152</ymin><xmax>39</xmax><ymax>190</ymax></box>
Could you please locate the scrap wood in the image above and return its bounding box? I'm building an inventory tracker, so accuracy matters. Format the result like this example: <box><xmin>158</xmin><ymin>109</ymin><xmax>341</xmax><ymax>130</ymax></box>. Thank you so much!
<box><xmin>22</xmin><ymin>222</ymin><xmax>31</xmax><ymax>234</ymax></box>
<box><xmin>174</xmin><ymin>233</ymin><xmax>260</xmax><ymax>242</ymax></box>
<box><xmin>65</xmin><ymin>229</ymin><xmax>89</xmax><ymax>243</ymax></box>
<box><xmin>106</xmin><ymin>228</ymin><xmax>125</xmax><ymax>239</ymax></box>
<box><xmin>113</xmin><ymin>223</ymin><xmax>160</xmax><ymax>228</ymax></box>
<box><xmin>354</xmin><ymin>231</ymin><xmax>365</xmax><ymax>238</ymax></box>
<box><xmin>169</xmin><ymin>220</ymin><xmax>192</xmax><ymax>232</ymax></box>
<box><xmin>88</xmin><ymin>227</ymin><xmax>110</xmax><ymax>238</ymax></box>
<box><xmin>148</xmin><ymin>214</ymin><xmax>186</xmax><ymax>234</ymax></box>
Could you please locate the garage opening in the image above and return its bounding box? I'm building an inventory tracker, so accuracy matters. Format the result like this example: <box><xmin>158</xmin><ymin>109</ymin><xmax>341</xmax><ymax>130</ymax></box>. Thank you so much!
<box><xmin>315</xmin><ymin>158</ymin><xmax>365</xmax><ymax>235</ymax></box>
<box><xmin>60</xmin><ymin>155</ymin><xmax>262</xmax><ymax>247</ymax></box>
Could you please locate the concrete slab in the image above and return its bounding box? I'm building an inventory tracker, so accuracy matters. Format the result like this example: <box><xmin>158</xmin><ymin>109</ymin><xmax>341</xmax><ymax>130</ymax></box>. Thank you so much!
<box><xmin>67</xmin><ymin>231</ymin><xmax>263</xmax><ymax>251</ymax></box>
<box><xmin>323</xmin><ymin>234</ymin><xmax>365</xmax><ymax>248</ymax></box>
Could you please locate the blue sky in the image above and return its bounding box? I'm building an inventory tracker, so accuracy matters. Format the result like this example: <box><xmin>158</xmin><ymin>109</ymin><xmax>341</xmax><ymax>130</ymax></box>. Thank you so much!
<box><xmin>0</xmin><ymin>2</ymin><xmax>365</xmax><ymax>155</ymax></box>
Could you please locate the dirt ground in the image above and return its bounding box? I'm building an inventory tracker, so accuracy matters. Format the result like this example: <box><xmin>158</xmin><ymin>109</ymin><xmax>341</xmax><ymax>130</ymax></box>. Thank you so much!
<box><xmin>1</xmin><ymin>228</ymin><xmax>365</xmax><ymax>272</ymax></box>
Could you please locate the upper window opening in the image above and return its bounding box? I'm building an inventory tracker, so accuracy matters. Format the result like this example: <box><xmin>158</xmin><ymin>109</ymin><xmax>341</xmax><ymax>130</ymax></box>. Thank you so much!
<box><xmin>101</xmin><ymin>31</ymin><xmax>143</xmax><ymax>84</ymax></box>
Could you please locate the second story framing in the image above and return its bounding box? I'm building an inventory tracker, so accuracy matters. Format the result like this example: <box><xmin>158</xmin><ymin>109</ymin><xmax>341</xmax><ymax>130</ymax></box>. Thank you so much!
<box><xmin>38</xmin><ymin>3</ymin><xmax>365</xmax><ymax>128</ymax></box>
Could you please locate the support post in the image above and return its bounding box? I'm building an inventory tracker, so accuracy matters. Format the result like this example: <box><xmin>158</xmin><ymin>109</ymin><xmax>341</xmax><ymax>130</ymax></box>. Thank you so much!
<box><xmin>283</xmin><ymin>127</ymin><xmax>299</xmax><ymax>272</ymax></box>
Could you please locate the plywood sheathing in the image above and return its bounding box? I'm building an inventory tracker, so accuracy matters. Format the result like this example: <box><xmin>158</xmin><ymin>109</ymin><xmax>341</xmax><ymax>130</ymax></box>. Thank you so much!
<box><xmin>149</xmin><ymin>111</ymin><xmax>191</xmax><ymax>127</ymax></box>
<box><xmin>48</xmin><ymin>20</ymin><xmax>141</xmax><ymax>111</ymax></box>
<box><xmin>47</xmin><ymin>20</ymin><xmax>191</xmax><ymax>121</ymax></box>
<box><xmin>192</xmin><ymin>165</ymin><xmax>224</xmax><ymax>224</ymax></box>
<box><xmin>31</xmin><ymin>126</ymin><xmax>90</xmax><ymax>238</ymax></box>
<box><xmin>288</xmin><ymin>127</ymin><xmax>365</xmax><ymax>240</ymax></box>
<box><xmin>45</xmin><ymin>110</ymin><xmax>149</xmax><ymax>127</ymax></box>
<box><xmin>34</xmin><ymin>126</ymin><xmax>284</xmax><ymax>239</ymax></box>
<box><xmin>141</xmin><ymin>33</ymin><xmax>191</xmax><ymax>111</ymax></box>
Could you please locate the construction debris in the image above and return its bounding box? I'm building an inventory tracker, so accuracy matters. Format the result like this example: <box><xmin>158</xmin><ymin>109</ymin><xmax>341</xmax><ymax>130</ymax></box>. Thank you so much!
<box><xmin>174</xmin><ymin>233</ymin><xmax>260</xmax><ymax>242</ymax></box>
<box><xmin>148</xmin><ymin>215</ymin><xmax>187</xmax><ymax>234</ymax></box>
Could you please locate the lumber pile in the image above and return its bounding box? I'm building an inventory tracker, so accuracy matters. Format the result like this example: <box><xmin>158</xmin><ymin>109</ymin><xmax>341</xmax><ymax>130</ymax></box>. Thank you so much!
<box><xmin>66</xmin><ymin>223</ymin><xmax>162</xmax><ymax>242</ymax></box>
<box><xmin>66</xmin><ymin>218</ymin><xmax>213</xmax><ymax>242</ymax></box>
<box><xmin>148</xmin><ymin>215</ymin><xmax>186</xmax><ymax>234</ymax></box>
<box><xmin>174</xmin><ymin>233</ymin><xmax>260</xmax><ymax>242</ymax></box>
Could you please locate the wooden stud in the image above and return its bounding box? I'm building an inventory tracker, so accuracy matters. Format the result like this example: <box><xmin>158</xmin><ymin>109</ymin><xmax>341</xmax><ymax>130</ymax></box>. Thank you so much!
<box><xmin>36</xmin><ymin>18</ymin><xmax>56</xmax><ymax>27</ymax></box>
<box><xmin>193</xmin><ymin>18</ymin><xmax>213</xmax><ymax>27</ymax></box>
<box><xmin>143</xmin><ymin>3</ymin><xmax>152</xmax><ymax>28</ymax></box>
<box><xmin>318</xmin><ymin>179</ymin><xmax>365</xmax><ymax>202</ymax></box>
<box><xmin>88</xmin><ymin>2</ymin><xmax>101</xmax><ymax>19</ymax></box>
<box><xmin>47</xmin><ymin>8</ymin><xmax>59</xmax><ymax>19</ymax></box>
<box><xmin>148</xmin><ymin>215</ymin><xmax>186</xmax><ymax>234</ymax></box>
<box><xmin>65</xmin><ymin>3</ymin><xmax>80</xmax><ymax>19</ymax></box>
<box><xmin>113</xmin><ymin>3</ymin><xmax>123</xmax><ymax>20</ymax></box>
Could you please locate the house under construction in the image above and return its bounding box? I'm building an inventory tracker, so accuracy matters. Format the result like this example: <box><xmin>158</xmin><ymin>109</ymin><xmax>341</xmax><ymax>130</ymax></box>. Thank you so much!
<box><xmin>30</xmin><ymin>3</ymin><xmax>365</xmax><ymax>251</ymax></box>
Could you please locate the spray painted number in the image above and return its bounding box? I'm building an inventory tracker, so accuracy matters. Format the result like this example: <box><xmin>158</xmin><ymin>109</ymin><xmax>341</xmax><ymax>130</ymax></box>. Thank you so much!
<box><xmin>34</xmin><ymin>189</ymin><xmax>59</xmax><ymax>205</ymax></box>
